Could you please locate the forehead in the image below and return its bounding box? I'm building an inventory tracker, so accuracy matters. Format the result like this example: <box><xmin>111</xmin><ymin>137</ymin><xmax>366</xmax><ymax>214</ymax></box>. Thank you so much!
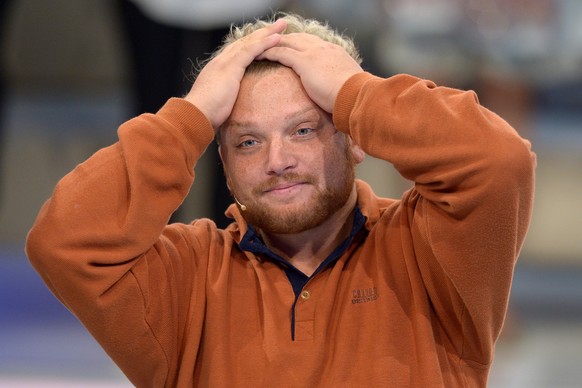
<box><xmin>227</xmin><ymin>66</ymin><xmax>319</xmax><ymax>127</ymax></box>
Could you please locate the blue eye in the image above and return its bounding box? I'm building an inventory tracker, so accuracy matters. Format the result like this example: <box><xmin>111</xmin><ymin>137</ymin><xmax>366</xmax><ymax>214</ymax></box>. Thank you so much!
<box><xmin>296</xmin><ymin>128</ymin><xmax>314</xmax><ymax>136</ymax></box>
<box><xmin>238</xmin><ymin>139</ymin><xmax>258</xmax><ymax>148</ymax></box>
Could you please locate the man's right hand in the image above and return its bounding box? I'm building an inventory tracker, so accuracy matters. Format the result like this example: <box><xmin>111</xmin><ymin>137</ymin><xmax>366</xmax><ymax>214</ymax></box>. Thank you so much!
<box><xmin>184</xmin><ymin>19</ymin><xmax>286</xmax><ymax>130</ymax></box>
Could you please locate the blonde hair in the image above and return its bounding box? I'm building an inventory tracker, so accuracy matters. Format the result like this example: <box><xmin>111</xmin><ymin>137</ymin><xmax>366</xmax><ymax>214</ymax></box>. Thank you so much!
<box><xmin>225</xmin><ymin>12</ymin><xmax>361</xmax><ymax>63</ymax></box>
<box><xmin>195</xmin><ymin>12</ymin><xmax>362</xmax><ymax>76</ymax></box>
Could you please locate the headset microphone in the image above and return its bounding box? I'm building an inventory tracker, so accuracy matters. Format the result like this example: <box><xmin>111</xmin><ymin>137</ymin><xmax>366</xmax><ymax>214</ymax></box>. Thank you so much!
<box><xmin>225</xmin><ymin>171</ymin><xmax>246</xmax><ymax>211</ymax></box>
<box><xmin>234</xmin><ymin>196</ymin><xmax>247</xmax><ymax>211</ymax></box>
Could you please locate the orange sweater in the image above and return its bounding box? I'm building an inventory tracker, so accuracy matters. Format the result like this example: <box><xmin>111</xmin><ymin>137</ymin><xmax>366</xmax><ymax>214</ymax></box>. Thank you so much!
<box><xmin>26</xmin><ymin>73</ymin><xmax>535</xmax><ymax>387</ymax></box>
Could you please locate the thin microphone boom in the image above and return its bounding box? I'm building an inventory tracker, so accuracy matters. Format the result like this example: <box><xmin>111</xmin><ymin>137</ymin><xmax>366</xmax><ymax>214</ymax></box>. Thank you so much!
<box><xmin>226</xmin><ymin>172</ymin><xmax>246</xmax><ymax>211</ymax></box>
<box><xmin>234</xmin><ymin>196</ymin><xmax>246</xmax><ymax>211</ymax></box>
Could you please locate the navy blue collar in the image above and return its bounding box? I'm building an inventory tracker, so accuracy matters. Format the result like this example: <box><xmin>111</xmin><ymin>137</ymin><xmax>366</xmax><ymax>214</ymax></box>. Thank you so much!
<box><xmin>239</xmin><ymin>206</ymin><xmax>367</xmax><ymax>297</ymax></box>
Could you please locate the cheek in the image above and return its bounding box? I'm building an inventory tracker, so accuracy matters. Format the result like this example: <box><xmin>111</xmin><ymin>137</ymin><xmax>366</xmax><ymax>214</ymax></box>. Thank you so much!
<box><xmin>225</xmin><ymin>161</ymin><xmax>256</xmax><ymax>192</ymax></box>
<box><xmin>322</xmin><ymin>143</ymin><xmax>354</xmax><ymax>182</ymax></box>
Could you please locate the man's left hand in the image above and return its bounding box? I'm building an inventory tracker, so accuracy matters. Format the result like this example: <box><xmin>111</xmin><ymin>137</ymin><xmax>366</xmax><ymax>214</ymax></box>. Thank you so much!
<box><xmin>258</xmin><ymin>31</ymin><xmax>364</xmax><ymax>113</ymax></box>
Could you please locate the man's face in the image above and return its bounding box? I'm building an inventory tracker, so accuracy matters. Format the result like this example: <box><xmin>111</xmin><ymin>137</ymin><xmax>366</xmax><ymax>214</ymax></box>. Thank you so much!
<box><xmin>219</xmin><ymin>66</ymin><xmax>364</xmax><ymax>234</ymax></box>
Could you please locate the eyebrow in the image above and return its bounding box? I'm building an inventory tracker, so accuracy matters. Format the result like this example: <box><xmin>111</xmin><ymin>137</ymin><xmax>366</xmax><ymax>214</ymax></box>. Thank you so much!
<box><xmin>285</xmin><ymin>106</ymin><xmax>320</xmax><ymax>122</ymax></box>
<box><xmin>226</xmin><ymin>105</ymin><xmax>320</xmax><ymax>130</ymax></box>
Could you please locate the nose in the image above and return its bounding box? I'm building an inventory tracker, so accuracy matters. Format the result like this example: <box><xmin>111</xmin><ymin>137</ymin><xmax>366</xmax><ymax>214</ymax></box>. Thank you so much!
<box><xmin>266</xmin><ymin>138</ymin><xmax>296</xmax><ymax>175</ymax></box>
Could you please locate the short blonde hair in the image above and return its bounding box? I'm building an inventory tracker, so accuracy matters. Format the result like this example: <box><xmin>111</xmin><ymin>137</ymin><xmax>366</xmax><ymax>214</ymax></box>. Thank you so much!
<box><xmin>223</xmin><ymin>12</ymin><xmax>362</xmax><ymax>64</ymax></box>
<box><xmin>196</xmin><ymin>12</ymin><xmax>362</xmax><ymax>76</ymax></box>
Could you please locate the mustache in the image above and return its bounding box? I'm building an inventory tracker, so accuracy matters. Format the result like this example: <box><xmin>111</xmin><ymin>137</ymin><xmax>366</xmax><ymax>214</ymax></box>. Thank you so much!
<box><xmin>253</xmin><ymin>172</ymin><xmax>316</xmax><ymax>194</ymax></box>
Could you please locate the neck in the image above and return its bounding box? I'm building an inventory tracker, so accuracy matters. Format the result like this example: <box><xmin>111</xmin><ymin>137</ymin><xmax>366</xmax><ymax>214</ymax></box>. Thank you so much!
<box><xmin>259</xmin><ymin>187</ymin><xmax>358</xmax><ymax>277</ymax></box>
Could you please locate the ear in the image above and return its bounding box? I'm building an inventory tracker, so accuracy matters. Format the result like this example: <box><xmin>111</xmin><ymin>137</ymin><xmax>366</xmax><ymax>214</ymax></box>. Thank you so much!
<box><xmin>349</xmin><ymin>136</ymin><xmax>365</xmax><ymax>164</ymax></box>
<box><xmin>218</xmin><ymin>146</ymin><xmax>233</xmax><ymax>190</ymax></box>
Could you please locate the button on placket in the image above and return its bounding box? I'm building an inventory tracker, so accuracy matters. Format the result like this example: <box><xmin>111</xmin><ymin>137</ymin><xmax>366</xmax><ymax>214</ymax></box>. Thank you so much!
<box><xmin>295</xmin><ymin>288</ymin><xmax>315</xmax><ymax>341</ymax></box>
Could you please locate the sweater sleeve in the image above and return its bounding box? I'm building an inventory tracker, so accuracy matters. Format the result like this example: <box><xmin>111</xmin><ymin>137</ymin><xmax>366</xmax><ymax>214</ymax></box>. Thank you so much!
<box><xmin>25</xmin><ymin>98</ymin><xmax>216</xmax><ymax>387</ymax></box>
<box><xmin>334</xmin><ymin>73</ymin><xmax>536</xmax><ymax>365</ymax></box>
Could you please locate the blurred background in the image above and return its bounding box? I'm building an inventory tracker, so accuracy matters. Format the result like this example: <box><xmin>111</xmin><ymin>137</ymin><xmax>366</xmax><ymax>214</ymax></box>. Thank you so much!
<box><xmin>0</xmin><ymin>0</ymin><xmax>581</xmax><ymax>386</ymax></box>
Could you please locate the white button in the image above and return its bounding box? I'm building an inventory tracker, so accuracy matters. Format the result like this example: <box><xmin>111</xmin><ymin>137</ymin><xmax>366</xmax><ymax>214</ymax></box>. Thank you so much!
<box><xmin>300</xmin><ymin>290</ymin><xmax>311</xmax><ymax>300</ymax></box>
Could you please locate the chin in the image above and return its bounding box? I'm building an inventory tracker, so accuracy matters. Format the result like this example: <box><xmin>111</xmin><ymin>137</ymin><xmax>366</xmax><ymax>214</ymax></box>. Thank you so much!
<box><xmin>244</xmin><ymin>199</ymin><xmax>338</xmax><ymax>235</ymax></box>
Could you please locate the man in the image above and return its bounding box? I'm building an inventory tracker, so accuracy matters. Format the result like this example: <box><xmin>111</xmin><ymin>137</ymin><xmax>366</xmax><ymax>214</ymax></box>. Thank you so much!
<box><xmin>26</xmin><ymin>13</ymin><xmax>535</xmax><ymax>387</ymax></box>
<box><xmin>116</xmin><ymin>0</ymin><xmax>291</xmax><ymax>226</ymax></box>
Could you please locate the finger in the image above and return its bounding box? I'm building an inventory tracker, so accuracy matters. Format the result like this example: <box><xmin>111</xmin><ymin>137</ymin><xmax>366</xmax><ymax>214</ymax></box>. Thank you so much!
<box><xmin>226</xmin><ymin>19</ymin><xmax>287</xmax><ymax>60</ymax></box>
<box><xmin>243</xmin><ymin>18</ymin><xmax>287</xmax><ymax>44</ymax></box>
<box><xmin>264</xmin><ymin>18</ymin><xmax>287</xmax><ymax>36</ymax></box>
<box><xmin>256</xmin><ymin>46</ymin><xmax>299</xmax><ymax>68</ymax></box>
<box><xmin>274</xmin><ymin>33</ymin><xmax>325</xmax><ymax>50</ymax></box>
<box><xmin>257</xmin><ymin>33</ymin><xmax>336</xmax><ymax>64</ymax></box>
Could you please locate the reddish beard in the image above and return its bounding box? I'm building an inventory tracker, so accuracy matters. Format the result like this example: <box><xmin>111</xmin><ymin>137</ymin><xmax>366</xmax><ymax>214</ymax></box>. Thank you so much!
<box><xmin>238</xmin><ymin>165</ymin><xmax>355</xmax><ymax>234</ymax></box>
<box><xmin>251</xmin><ymin>172</ymin><xmax>315</xmax><ymax>198</ymax></box>
<box><xmin>225</xmin><ymin>133</ymin><xmax>358</xmax><ymax>234</ymax></box>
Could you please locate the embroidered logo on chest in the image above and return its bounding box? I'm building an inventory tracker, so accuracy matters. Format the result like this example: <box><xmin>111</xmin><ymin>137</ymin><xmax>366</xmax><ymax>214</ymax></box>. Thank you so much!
<box><xmin>351</xmin><ymin>287</ymin><xmax>379</xmax><ymax>304</ymax></box>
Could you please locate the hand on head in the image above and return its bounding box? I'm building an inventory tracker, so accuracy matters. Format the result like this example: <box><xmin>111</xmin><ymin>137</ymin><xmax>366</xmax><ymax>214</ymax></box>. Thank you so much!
<box><xmin>184</xmin><ymin>19</ymin><xmax>286</xmax><ymax>129</ymax></box>
<box><xmin>257</xmin><ymin>32</ymin><xmax>364</xmax><ymax>113</ymax></box>
<box><xmin>185</xmin><ymin>17</ymin><xmax>364</xmax><ymax>130</ymax></box>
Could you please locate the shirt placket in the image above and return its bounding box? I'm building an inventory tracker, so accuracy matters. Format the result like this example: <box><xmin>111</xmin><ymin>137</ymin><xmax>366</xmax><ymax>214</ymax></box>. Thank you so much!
<box><xmin>293</xmin><ymin>280</ymin><xmax>317</xmax><ymax>342</ymax></box>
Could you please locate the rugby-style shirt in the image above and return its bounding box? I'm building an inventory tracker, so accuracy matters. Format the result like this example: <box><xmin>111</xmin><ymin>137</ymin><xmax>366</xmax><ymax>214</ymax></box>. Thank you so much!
<box><xmin>27</xmin><ymin>72</ymin><xmax>536</xmax><ymax>387</ymax></box>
